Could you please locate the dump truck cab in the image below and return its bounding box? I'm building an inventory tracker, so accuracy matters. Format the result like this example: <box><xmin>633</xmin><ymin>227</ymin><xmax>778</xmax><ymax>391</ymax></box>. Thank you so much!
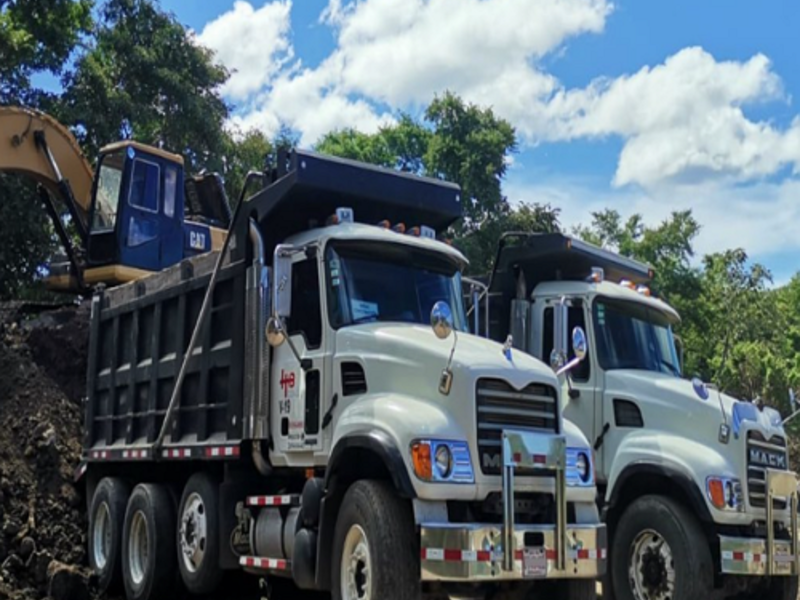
<box><xmin>484</xmin><ymin>232</ymin><xmax>799</xmax><ymax>600</ymax></box>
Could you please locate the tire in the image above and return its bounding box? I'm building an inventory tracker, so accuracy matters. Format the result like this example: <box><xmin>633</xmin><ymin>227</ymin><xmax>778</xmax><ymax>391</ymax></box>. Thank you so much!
<box><xmin>176</xmin><ymin>473</ymin><xmax>223</xmax><ymax>595</ymax></box>
<box><xmin>122</xmin><ymin>483</ymin><xmax>177</xmax><ymax>600</ymax></box>
<box><xmin>88</xmin><ymin>477</ymin><xmax>130</xmax><ymax>594</ymax></box>
<box><xmin>611</xmin><ymin>495</ymin><xmax>712</xmax><ymax>600</ymax></box>
<box><xmin>331</xmin><ymin>480</ymin><xmax>419</xmax><ymax>600</ymax></box>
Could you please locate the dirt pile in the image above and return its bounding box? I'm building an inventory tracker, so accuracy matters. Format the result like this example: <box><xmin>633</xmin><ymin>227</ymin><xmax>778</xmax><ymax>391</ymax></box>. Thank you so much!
<box><xmin>0</xmin><ymin>301</ymin><xmax>92</xmax><ymax>600</ymax></box>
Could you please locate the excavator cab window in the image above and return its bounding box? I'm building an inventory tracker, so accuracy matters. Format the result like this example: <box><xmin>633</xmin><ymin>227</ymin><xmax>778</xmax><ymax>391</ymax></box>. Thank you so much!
<box><xmin>93</xmin><ymin>149</ymin><xmax>124</xmax><ymax>231</ymax></box>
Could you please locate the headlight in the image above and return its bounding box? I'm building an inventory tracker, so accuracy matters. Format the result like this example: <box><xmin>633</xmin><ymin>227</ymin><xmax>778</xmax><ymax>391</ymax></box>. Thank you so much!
<box><xmin>706</xmin><ymin>476</ymin><xmax>743</xmax><ymax>512</ymax></box>
<box><xmin>411</xmin><ymin>440</ymin><xmax>474</xmax><ymax>483</ymax></box>
<box><xmin>566</xmin><ymin>448</ymin><xmax>594</xmax><ymax>487</ymax></box>
<box><xmin>434</xmin><ymin>445</ymin><xmax>453</xmax><ymax>479</ymax></box>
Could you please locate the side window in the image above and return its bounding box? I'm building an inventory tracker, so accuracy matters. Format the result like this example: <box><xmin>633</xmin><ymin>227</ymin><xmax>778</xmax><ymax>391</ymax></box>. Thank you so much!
<box><xmin>541</xmin><ymin>303</ymin><xmax>590</xmax><ymax>382</ymax></box>
<box><xmin>129</xmin><ymin>159</ymin><xmax>160</xmax><ymax>212</ymax></box>
<box><xmin>164</xmin><ymin>166</ymin><xmax>177</xmax><ymax>218</ymax></box>
<box><xmin>287</xmin><ymin>259</ymin><xmax>323</xmax><ymax>349</ymax></box>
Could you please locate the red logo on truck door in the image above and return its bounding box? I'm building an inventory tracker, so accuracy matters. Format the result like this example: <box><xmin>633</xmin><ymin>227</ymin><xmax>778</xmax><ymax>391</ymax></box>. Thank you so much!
<box><xmin>280</xmin><ymin>370</ymin><xmax>296</xmax><ymax>397</ymax></box>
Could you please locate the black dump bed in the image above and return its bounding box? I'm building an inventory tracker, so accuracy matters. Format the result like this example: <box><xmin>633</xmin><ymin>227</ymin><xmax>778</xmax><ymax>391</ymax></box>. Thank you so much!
<box><xmin>84</xmin><ymin>150</ymin><xmax>462</xmax><ymax>458</ymax></box>
<box><xmin>485</xmin><ymin>232</ymin><xmax>653</xmax><ymax>341</ymax></box>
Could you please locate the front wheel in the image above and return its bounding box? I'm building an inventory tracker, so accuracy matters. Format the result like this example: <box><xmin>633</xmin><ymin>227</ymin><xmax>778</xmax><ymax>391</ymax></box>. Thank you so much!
<box><xmin>611</xmin><ymin>495</ymin><xmax>712</xmax><ymax>600</ymax></box>
<box><xmin>331</xmin><ymin>480</ymin><xmax>419</xmax><ymax>600</ymax></box>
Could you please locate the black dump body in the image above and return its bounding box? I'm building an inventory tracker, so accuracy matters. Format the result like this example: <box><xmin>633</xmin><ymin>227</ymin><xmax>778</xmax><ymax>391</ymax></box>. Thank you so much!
<box><xmin>84</xmin><ymin>150</ymin><xmax>462</xmax><ymax>458</ymax></box>
<box><xmin>485</xmin><ymin>232</ymin><xmax>653</xmax><ymax>341</ymax></box>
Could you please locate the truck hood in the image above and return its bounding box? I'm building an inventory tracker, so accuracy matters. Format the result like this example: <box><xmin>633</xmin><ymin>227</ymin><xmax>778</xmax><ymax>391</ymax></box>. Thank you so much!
<box><xmin>604</xmin><ymin>369</ymin><xmax>786</xmax><ymax>440</ymax></box>
<box><xmin>336</xmin><ymin>322</ymin><xmax>559</xmax><ymax>392</ymax></box>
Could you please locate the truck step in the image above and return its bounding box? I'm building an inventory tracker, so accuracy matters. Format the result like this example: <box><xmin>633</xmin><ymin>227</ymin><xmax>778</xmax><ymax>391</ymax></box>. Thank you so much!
<box><xmin>245</xmin><ymin>494</ymin><xmax>300</xmax><ymax>507</ymax></box>
<box><xmin>239</xmin><ymin>556</ymin><xmax>291</xmax><ymax>572</ymax></box>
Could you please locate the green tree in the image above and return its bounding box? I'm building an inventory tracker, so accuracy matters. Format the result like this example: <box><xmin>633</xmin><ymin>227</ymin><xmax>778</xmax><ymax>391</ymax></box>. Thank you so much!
<box><xmin>60</xmin><ymin>0</ymin><xmax>229</xmax><ymax>166</ymax></box>
<box><xmin>0</xmin><ymin>0</ymin><xmax>93</xmax><ymax>104</ymax></box>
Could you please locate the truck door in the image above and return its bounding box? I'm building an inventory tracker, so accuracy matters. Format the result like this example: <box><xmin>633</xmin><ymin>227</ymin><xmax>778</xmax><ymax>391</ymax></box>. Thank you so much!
<box><xmin>270</xmin><ymin>254</ymin><xmax>330</xmax><ymax>461</ymax></box>
<box><xmin>540</xmin><ymin>300</ymin><xmax>601</xmax><ymax>456</ymax></box>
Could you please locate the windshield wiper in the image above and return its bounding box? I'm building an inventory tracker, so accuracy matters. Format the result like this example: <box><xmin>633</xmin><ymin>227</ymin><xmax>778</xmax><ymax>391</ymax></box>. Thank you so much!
<box><xmin>351</xmin><ymin>315</ymin><xmax>378</xmax><ymax>325</ymax></box>
<box><xmin>658</xmin><ymin>357</ymin><xmax>681</xmax><ymax>377</ymax></box>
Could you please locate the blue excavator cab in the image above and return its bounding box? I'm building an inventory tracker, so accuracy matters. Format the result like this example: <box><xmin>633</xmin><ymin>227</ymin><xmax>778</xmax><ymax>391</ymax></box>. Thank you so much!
<box><xmin>85</xmin><ymin>141</ymin><xmax>228</xmax><ymax>280</ymax></box>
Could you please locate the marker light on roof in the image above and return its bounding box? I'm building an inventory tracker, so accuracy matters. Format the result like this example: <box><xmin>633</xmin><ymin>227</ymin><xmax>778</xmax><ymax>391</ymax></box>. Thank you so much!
<box><xmin>619</xmin><ymin>279</ymin><xmax>636</xmax><ymax>290</ymax></box>
<box><xmin>587</xmin><ymin>267</ymin><xmax>604</xmax><ymax>284</ymax></box>
<box><xmin>326</xmin><ymin>207</ymin><xmax>354</xmax><ymax>226</ymax></box>
<box><xmin>636</xmin><ymin>285</ymin><xmax>651</xmax><ymax>297</ymax></box>
<box><xmin>420</xmin><ymin>225</ymin><xmax>435</xmax><ymax>240</ymax></box>
<box><xmin>392</xmin><ymin>223</ymin><xmax>406</xmax><ymax>234</ymax></box>
<box><xmin>377</xmin><ymin>219</ymin><xmax>391</xmax><ymax>229</ymax></box>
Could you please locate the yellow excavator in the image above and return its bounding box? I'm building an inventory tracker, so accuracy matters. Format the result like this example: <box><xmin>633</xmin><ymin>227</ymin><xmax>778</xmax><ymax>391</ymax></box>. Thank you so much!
<box><xmin>0</xmin><ymin>106</ymin><xmax>230</xmax><ymax>293</ymax></box>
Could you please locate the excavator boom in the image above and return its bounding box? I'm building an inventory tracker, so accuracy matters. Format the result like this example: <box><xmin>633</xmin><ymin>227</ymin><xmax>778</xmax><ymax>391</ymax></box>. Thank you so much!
<box><xmin>0</xmin><ymin>106</ymin><xmax>94</xmax><ymax>225</ymax></box>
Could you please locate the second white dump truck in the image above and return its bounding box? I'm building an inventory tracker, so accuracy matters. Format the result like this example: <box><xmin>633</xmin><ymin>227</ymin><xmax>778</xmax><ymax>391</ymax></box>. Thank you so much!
<box><xmin>481</xmin><ymin>232</ymin><xmax>800</xmax><ymax>600</ymax></box>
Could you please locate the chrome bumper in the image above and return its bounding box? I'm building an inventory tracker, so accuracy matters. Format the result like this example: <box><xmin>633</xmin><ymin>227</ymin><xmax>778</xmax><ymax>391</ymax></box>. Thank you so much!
<box><xmin>721</xmin><ymin>469</ymin><xmax>800</xmax><ymax>577</ymax></box>
<box><xmin>420</xmin><ymin>523</ymin><xmax>607</xmax><ymax>581</ymax></box>
<box><xmin>420</xmin><ymin>429</ymin><xmax>606</xmax><ymax>582</ymax></box>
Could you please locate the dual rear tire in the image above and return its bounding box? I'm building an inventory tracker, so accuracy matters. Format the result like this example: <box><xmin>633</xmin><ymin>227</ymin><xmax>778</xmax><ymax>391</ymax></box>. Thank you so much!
<box><xmin>88</xmin><ymin>474</ymin><xmax>223</xmax><ymax>600</ymax></box>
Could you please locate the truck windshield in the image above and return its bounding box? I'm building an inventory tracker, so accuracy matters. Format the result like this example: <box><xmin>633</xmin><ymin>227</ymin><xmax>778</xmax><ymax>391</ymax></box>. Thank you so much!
<box><xmin>593</xmin><ymin>297</ymin><xmax>681</xmax><ymax>376</ymax></box>
<box><xmin>326</xmin><ymin>241</ymin><xmax>467</xmax><ymax>331</ymax></box>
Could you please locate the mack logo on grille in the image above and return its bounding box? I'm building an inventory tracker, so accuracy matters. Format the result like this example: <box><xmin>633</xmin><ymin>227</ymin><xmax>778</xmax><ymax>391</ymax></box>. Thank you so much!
<box><xmin>482</xmin><ymin>453</ymin><xmax>502</xmax><ymax>470</ymax></box>
<box><xmin>749</xmin><ymin>448</ymin><xmax>787</xmax><ymax>470</ymax></box>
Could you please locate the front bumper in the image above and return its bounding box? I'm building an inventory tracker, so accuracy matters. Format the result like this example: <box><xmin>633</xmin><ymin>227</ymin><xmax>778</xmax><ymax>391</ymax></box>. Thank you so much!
<box><xmin>420</xmin><ymin>522</ymin><xmax>607</xmax><ymax>581</ymax></box>
<box><xmin>420</xmin><ymin>429</ymin><xmax>606</xmax><ymax>582</ymax></box>
<box><xmin>721</xmin><ymin>469</ymin><xmax>800</xmax><ymax>577</ymax></box>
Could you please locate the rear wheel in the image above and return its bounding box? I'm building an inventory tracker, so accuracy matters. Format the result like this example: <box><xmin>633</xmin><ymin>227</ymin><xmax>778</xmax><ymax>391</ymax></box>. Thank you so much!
<box><xmin>177</xmin><ymin>473</ymin><xmax>223</xmax><ymax>594</ymax></box>
<box><xmin>611</xmin><ymin>495</ymin><xmax>712</xmax><ymax>600</ymax></box>
<box><xmin>88</xmin><ymin>477</ymin><xmax>130</xmax><ymax>594</ymax></box>
<box><xmin>122</xmin><ymin>483</ymin><xmax>177</xmax><ymax>600</ymax></box>
<box><xmin>331</xmin><ymin>480</ymin><xmax>419</xmax><ymax>600</ymax></box>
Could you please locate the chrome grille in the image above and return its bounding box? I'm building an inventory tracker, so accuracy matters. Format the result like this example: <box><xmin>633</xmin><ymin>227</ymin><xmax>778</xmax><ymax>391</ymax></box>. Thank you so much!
<box><xmin>746</xmin><ymin>431</ymin><xmax>788</xmax><ymax>509</ymax></box>
<box><xmin>476</xmin><ymin>379</ymin><xmax>559</xmax><ymax>475</ymax></box>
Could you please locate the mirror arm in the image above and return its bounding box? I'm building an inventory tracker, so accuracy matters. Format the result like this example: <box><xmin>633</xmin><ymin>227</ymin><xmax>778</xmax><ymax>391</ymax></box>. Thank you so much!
<box><xmin>556</xmin><ymin>356</ymin><xmax>582</xmax><ymax>377</ymax></box>
<box><xmin>782</xmin><ymin>408</ymin><xmax>800</xmax><ymax>427</ymax></box>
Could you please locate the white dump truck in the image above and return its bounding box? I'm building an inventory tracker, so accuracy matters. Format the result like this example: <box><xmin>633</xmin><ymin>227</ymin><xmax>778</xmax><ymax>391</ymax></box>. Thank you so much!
<box><xmin>78</xmin><ymin>153</ymin><xmax>605</xmax><ymax>600</ymax></box>
<box><xmin>479</xmin><ymin>232</ymin><xmax>800</xmax><ymax>600</ymax></box>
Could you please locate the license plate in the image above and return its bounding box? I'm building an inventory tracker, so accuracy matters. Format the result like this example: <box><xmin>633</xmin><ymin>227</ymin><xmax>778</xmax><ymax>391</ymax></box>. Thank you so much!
<box><xmin>522</xmin><ymin>547</ymin><xmax>547</xmax><ymax>578</ymax></box>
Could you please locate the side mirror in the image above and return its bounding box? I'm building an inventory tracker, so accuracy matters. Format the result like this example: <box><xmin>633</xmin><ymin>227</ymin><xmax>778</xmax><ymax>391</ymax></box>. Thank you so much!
<box><xmin>265</xmin><ymin>316</ymin><xmax>286</xmax><ymax>348</ymax></box>
<box><xmin>550</xmin><ymin>298</ymin><xmax>568</xmax><ymax>370</ymax></box>
<box><xmin>572</xmin><ymin>326</ymin><xmax>588</xmax><ymax>361</ymax></box>
<box><xmin>431</xmin><ymin>301</ymin><xmax>454</xmax><ymax>340</ymax></box>
<box><xmin>273</xmin><ymin>247</ymin><xmax>293</xmax><ymax>318</ymax></box>
<box><xmin>790</xmin><ymin>389</ymin><xmax>797</xmax><ymax>413</ymax></box>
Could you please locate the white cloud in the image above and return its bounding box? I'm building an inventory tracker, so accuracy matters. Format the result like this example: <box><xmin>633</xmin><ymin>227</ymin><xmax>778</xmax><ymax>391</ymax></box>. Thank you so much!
<box><xmin>198</xmin><ymin>1</ymin><xmax>294</xmax><ymax>101</ymax></box>
<box><xmin>506</xmin><ymin>176</ymin><xmax>800</xmax><ymax>266</ymax></box>
<box><xmin>538</xmin><ymin>48</ymin><xmax>800</xmax><ymax>187</ymax></box>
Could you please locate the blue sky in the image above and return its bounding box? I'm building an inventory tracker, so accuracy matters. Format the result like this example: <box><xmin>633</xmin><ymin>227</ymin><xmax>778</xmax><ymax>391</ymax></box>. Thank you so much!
<box><xmin>98</xmin><ymin>1</ymin><xmax>800</xmax><ymax>282</ymax></box>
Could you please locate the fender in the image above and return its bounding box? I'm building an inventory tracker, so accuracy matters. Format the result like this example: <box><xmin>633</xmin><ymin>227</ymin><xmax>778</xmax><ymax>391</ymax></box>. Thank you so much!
<box><xmin>605</xmin><ymin>461</ymin><xmax>714</xmax><ymax>525</ymax></box>
<box><xmin>325</xmin><ymin>430</ymin><xmax>416</xmax><ymax>498</ymax></box>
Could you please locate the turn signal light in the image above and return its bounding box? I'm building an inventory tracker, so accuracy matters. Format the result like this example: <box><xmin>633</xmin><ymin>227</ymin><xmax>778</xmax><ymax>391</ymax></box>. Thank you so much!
<box><xmin>411</xmin><ymin>442</ymin><xmax>433</xmax><ymax>481</ymax></box>
<box><xmin>708</xmin><ymin>479</ymin><xmax>726</xmax><ymax>509</ymax></box>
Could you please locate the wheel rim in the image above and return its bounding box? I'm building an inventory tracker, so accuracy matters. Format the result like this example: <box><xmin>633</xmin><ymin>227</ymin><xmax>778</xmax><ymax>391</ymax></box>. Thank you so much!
<box><xmin>629</xmin><ymin>529</ymin><xmax>675</xmax><ymax>600</ymax></box>
<box><xmin>340</xmin><ymin>524</ymin><xmax>372</xmax><ymax>600</ymax></box>
<box><xmin>93</xmin><ymin>501</ymin><xmax>112</xmax><ymax>570</ymax></box>
<box><xmin>179</xmin><ymin>492</ymin><xmax>207</xmax><ymax>574</ymax></box>
<box><xmin>128</xmin><ymin>510</ymin><xmax>149</xmax><ymax>587</ymax></box>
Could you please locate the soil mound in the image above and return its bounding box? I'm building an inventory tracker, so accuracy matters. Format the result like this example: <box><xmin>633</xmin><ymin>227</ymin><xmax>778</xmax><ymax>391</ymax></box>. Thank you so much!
<box><xmin>0</xmin><ymin>302</ymin><xmax>92</xmax><ymax>600</ymax></box>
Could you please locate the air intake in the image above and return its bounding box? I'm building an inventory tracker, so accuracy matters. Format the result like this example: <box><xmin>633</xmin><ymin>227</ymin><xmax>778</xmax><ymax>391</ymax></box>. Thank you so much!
<box><xmin>341</xmin><ymin>362</ymin><xmax>367</xmax><ymax>396</ymax></box>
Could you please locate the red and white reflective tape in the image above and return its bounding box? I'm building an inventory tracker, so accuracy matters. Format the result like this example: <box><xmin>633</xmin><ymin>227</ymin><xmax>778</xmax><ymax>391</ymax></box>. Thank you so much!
<box><xmin>205</xmin><ymin>446</ymin><xmax>241</xmax><ymax>458</ymax></box>
<box><xmin>122</xmin><ymin>449</ymin><xmax>148</xmax><ymax>459</ymax></box>
<box><xmin>722</xmin><ymin>550</ymin><xmax>795</xmax><ymax>564</ymax></box>
<box><xmin>246</xmin><ymin>495</ymin><xmax>298</xmax><ymax>507</ymax></box>
<box><xmin>239</xmin><ymin>556</ymin><xmax>290</xmax><ymax>571</ymax></box>
<box><xmin>162</xmin><ymin>448</ymin><xmax>193</xmax><ymax>459</ymax></box>
<box><xmin>421</xmin><ymin>547</ymin><xmax>606</xmax><ymax>563</ymax></box>
<box><xmin>91</xmin><ymin>450</ymin><xmax>110</xmax><ymax>460</ymax></box>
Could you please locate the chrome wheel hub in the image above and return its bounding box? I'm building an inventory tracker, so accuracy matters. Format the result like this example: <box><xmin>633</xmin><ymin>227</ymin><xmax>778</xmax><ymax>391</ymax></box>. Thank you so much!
<box><xmin>179</xmin><ymin>492</ymin><xmax>207</xmax><ymax>574</ymax></box>
<box><xmin>128</xmin><ymin>510</ymin><xmax>149</xmax><ymax>587</ymax></box>
<box><xmin>341</xmin><ymin>524</ymin><xmax>371</xmax><ymax>600</ymax></box>
<box><xmin>93</xmin><ymin>501</ymin><xmax>112</xmax><ymax>570</ymax></box>
<box><xmin>629</xmin><ymin>530</ymin><xmax>675</xmax><ymax>600</ymax></box>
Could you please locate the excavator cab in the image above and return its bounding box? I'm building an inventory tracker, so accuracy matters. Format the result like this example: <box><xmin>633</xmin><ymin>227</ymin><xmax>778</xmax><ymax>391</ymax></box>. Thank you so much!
<box><xmin>1</xmin><ymin>107</ymin><xmax>229</xmax><ymax>293</ymax></box>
